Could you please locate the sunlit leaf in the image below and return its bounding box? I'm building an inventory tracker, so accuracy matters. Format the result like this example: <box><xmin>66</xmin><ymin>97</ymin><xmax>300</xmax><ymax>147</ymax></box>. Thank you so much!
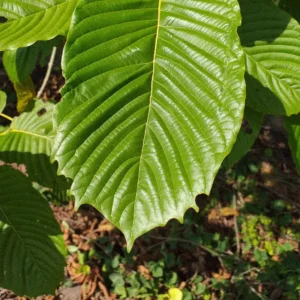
<box><xmin>0</xmin><ymin>0</ymin><xmax>77</xmax><ymax>50</ymax></box>
<box><xmin>0</xmin><ymin>91</ymin><xmax>6</xmax><ymax>113</ymax></box>
<box><xmin>53</xmin><ymin>0</ymin><xmax>245</xmax><ymax>249</ymax></box>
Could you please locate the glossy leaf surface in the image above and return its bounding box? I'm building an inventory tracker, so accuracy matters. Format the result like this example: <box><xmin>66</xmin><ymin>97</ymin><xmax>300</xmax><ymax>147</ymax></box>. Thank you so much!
<box><xmin>239</xmin><ymin>0</ymin><xmax>300</xmax><ymax>116</ymax></box>
<box><xmin>53</xmin><ymin>0</ymin><xmax>245</xmax><ymax>249</ymax></box>
<box><xmin>0</xmin><ymin>0</ymin><xmax>77</xmax><ymax>50</ymax></box>
<box><xmin>0</xmin><ymin>165</ymin><xmax>66</xmax><ymax>296</ymax></box>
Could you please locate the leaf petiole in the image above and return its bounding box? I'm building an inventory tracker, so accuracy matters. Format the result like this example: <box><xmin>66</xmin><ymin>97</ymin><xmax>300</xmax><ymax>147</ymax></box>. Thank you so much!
<box><xmin>0</xmin><ymin>113</ymin><xmax>13</xmax><ymax>122</ymax></box>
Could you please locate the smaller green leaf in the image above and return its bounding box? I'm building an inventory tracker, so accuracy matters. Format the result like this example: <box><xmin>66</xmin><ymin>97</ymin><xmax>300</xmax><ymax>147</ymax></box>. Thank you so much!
<box><xmin>109</xmin><ymin>273</ymin><xmax>125</xmax><ymax>288</ymax></box>
<box><xmin>223</xmin><ymin>106</ymin><xmax>264</xmax><ymax>169</ymax></box>
<box><xmin>284</xmin><ymin>114</ymin><xmax>300</xmax><ymax>174</ymax></box>
<box><xmin>195</xmin><ymin>284</ymin><xmax>206</xmax><ymax>295</ymax></box>
<box><xmin>239</xmin><ymin>0</ymin><xmax>300</xmax><ymax>116</ymax></box>
<box><xmin>67</xmin><ymin>245</ymin><xmax>78</xmax><ymax>253</ymax></box>
<box><xmin>0</xmin><ymin>0</ymin><xmax>77</xmax><ymax>51</ymax></box>
<box><xmin>166</xmin><ymin>272</ymin><xmax>178</xmax><ymax>287</ymax></box>
<box><xmin>0</xmin><ymin>165</ymin><xmax>67</xmax><ymax>297</ymax></box>
<box><xmin>148</xmin><ymin>261</ymin><xmax>164</xmax><ymax>278</ymax></box>
<box><xmin>3</xmin><ymin>46</ymin><xmax>39</xmax><ymax>112</ymax></box>
<box><xmin>0</xmin><ymin>100</ymin><xmax>70</xmax><ymax>191</ymax></box>
<box><xmin>14</xmin><ymin>77</ymin><xmax>36</xmax><ymax>113</ymax></box>
<box><xmin>0</xmin><ymin>91</ymin><xmax>7</xmax><ymax>113</ymax></box>
<box><xmin>3</xmin><ymin>46</ymin><xmax>39</xmax><ymax>83</ymax></box>
<box><xmin>254</xmin><ymin>249</ymin><xmax>269</xmax><ymax>267</ymax></box>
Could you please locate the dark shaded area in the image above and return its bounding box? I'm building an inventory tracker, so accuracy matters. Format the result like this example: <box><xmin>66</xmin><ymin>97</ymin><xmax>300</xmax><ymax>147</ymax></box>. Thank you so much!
<box><xmin>0</xmin><ymin>152</ymin><xmax>71</xmax><ymax>192</ymax></box>
<box><xmin>0</xmin><ymin>165</ymin><xmax>66</xmax><ymax>297</ymax></box>
<box><xmin>245</xmin><ymin>74</ymin><xmax>287</xmax><ymax>116</ymax></box>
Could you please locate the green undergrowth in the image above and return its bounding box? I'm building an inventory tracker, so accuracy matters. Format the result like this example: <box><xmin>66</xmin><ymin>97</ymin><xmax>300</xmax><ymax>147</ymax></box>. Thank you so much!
<box><xmin>56</xmin><ymin>140</ymin><xmax>300</xmax><ymax>300</ymax></box>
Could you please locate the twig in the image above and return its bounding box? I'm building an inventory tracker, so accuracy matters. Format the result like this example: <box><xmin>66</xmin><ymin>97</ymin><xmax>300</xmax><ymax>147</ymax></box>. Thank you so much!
<box><xmin>148</xmin><ymin>235</ymin><xmax>219</xmax><ymax>256</ymax></box>
<box><xmin>248</xmin><ymin>284</ymin><xmax>265</xmax><ymax>300</ymax></box>
<box><xmin>98</xmin><ymin>281</ymin><xmax>111</xmax><ymax>300</ymax></box>
<box><xmin>238</xmin><ymin>267</ymin><xmax>261</xmax><ymax>277</ymax></box>
<box><xmin>257</xmin><ymin>182</ymin><xmax>300</xmax><ymax>210</ymax></box>
<box><xmin>233</xmin><ymin>192</ymin><xmax>241</xmax><ymax>255</ymax></box>
<box><xmin>0</xmin><ymin>113</ymin><xmax>12</xmax><ymax>121</ymax></box>
<box><xmin>37</xmin><ymin>47</ymin><xmax>57</xmax><ymax>98</ymax></box>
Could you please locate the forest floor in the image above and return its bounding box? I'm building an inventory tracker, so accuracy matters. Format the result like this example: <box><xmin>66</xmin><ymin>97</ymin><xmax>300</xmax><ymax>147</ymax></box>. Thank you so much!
<box><xmin>0</xmin><ymin>54</ymin><xmax>299</xmax><ymax>300</ymax></box>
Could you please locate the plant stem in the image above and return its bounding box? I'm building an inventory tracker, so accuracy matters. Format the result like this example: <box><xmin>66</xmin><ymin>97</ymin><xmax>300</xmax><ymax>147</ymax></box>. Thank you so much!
<box><xmin>0</xmin><ymin>113</ymin><xmax>13</xmax><ymax>121</ymax></box>
<box><xmin>37</xmin><ymin>47</ymin><xmax>57</xmax><ymax>99</ymax></box>
<box><xmin>233</xmin><ymin>192</ymin><xmax>241</xmax><ymax>255</ymax></box>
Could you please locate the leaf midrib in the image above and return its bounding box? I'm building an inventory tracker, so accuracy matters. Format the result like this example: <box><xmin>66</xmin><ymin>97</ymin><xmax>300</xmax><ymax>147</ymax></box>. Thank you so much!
<box><xmin>131</xmin><ymin>0</ymin><xmax>162</xmax><ymax>239</ymax></box>
<box><xmin>0</xmin><ymin>205</ymin><xmax>48</xmax><ymax>286</ymax></box>
<box><xmin>0</xmin><ymin>129</ymin><xmax>53</xmax><ymax>140</ymax></box>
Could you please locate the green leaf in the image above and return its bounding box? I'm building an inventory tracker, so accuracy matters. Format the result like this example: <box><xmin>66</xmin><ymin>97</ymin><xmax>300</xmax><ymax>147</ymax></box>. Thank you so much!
<box><xmin>0</xmin><ymin>100</ymin><xmax>69</xmax><ymax>190</ymax></box>
<box><xmin>239</xmin><ymin>0</ymin><xmax>300</xmax><ymax>116</ymax></box>
<box><xmin>0</xmin><ymin>0</ymin><xmax>77</xmax><ymax>51</ymax></box>
<box><xmin>0</xmin><ymin>91</ymin><xmax>7</xmax><ymax>113</ymax></box>
<box><xmin>254</xmin><ymin>249</ymin><xmax>269</xmax><ymax>267</ymax></box>
<box><xmin>284</xmin><ymin>113</ymin><xmax>300</xmax><ymax>174</ymax></box>
<box><xmin>278</xmin><ymin>0</ymin><xmax>300</xmax><ymax>22</ymax></box>
<box><xmin>14</xmin><ymin>77</ymin><xmax>37</xmax><ymax>113</ymax></box>
<box><xmin>0</xmin><ymin>165</ymin><xmax>66</xmax><ymax>297</ymax></box>
<box><xmin>67</xmin><ymin>245</ymin><xmax>79</xmax><ymax>253</ymax></box>
<box><xmin>53</xmin><ymin>0</ymin><xmax>245</xmax><ymax>249</ymax></box>
<box><xmin>195</xmin><ymin>283</ymin><xmax>206</xmax><ymax>295</ymax></box>
<box><xmin>3</xmin><ymin>46</ymin><xmax>39</xmax><ymax>83</ymax></box>
<box><xmin>148</xmin><ymin>260</ymin><xmax>164</xmax><ymax>278</ymax></box>
<box><xmin>223</xmin><ymin>106</ymin><xmax>263</xmax><ymax>169</ymax></box>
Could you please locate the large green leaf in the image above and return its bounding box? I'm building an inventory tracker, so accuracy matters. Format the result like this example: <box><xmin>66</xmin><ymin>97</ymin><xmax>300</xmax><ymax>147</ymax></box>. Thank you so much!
<box><xmin>284</xmin><ymin>114</ymin><xmax>300</xmax><ymax>174</ymax></box>
<box><xmin>238</xmin><ymin>0</ymin><xmax>300</xmax><ymax>116</ymax></box>
<box><xmin>53</xmin><ymin>0</ymin><xmax>245</xmax><ymax>249</ymax></box>
<box><xmin>0</xmin><ymin>100</ymin><xmax>69</xmax><ymax>190</ymax></box>
<box><xmin>0</xmin><ymin>0</ymin><xmax>77</xmax><ymax>51</ymax></box>
<box><xmin>223</xmin><ymin>106</ymin><xmax>263</xmax><ymax>169</ymax></box>
<box><xmin>0</xmin><ymin>165</ymin><xmax>66</xmax><ymax>296</ymax></box>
